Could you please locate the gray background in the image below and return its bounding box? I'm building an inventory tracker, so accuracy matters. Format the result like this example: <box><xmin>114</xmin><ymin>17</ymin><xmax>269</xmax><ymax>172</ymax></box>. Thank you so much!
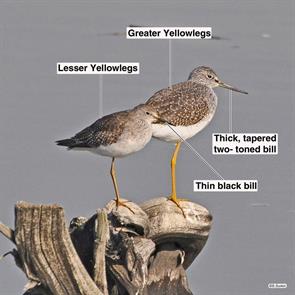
<box><xmin>0</xmin><ymin>1</ymin><xmax>294</xmax><ymax>294</ymax></box>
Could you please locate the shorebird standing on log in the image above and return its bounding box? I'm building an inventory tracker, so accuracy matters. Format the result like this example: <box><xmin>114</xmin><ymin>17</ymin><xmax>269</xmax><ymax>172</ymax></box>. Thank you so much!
<box><xmin>56</xmin><ymin>104</ymin><xmax>162</xmax><ymax>212</ymax></box>
<box><xmin>145</xmin><ymin>66</ymin><xmax>248</xmax><ymax>213</ymax></box>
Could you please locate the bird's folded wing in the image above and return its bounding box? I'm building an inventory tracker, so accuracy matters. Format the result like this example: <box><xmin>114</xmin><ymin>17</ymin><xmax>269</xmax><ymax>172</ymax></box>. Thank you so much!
<box><xmin>146</xmin><ymin>81</ymin><xmax>213</xmax><ymax>126</ymax></box>
<box><xmin>71</xmin><ymin>111</ymin><xmax>129</xmax><ymax>147</ymax></box>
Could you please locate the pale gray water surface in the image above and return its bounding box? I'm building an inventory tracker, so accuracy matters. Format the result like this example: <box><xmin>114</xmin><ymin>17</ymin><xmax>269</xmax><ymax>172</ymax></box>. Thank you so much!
<box><xmin>0</xmin><ymin>1</ymin><xmax>294</xmax><ymax>294</ymax></box>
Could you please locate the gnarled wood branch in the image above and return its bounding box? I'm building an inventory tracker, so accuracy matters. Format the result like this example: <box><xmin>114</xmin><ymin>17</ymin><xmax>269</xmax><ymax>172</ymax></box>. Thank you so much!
<box><xmin>0</xmin><ymin>197</ymin><xmax>212</xmax><ymax>295</ymax></box>
<box><xmin>0</xmin><ymin>221</ymin><xmax>14</xmax><ymax>243</ymax></box>
<box><xmin>14</xmin><ymin>202</ymin><xmax>102</xmax><ymax>295</ymax></box>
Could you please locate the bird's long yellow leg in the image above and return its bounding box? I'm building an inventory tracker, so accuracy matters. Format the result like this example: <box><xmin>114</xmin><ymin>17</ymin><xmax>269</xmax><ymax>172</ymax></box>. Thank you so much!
<box><xmin>171</xmin><ymin>141</ymin><xmax>181</xmax><ymax>201</ymax></box>
<box><xmin>110</xmin><ymin>158</ymin><xmax>134</xmax><ymax>214</ymax></box>
<box><xmin>169</xmin><ymin>142</ymin><xmax>186</xmax><ymax>216</ymax></box>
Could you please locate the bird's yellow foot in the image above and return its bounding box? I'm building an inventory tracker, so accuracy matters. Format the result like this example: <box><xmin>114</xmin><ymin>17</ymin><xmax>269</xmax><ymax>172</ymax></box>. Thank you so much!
<box><xmin>168</xmin><ymin>196</ymin><xmax>188</xmax><ymax>217</ymax></box>
<box><xmin>115</xmin><ymin>198</ymin><xmax>135</xmax><ymax>214</ymax></box>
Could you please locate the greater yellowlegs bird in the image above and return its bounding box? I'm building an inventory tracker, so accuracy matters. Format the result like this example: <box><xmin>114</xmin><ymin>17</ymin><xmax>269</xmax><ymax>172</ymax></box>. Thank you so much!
<box><xmin>56</xmin><ymin>104</ymin><xmax>161</xmax><ymax>212</ymax></box>
<box><xmin>145</xmin><ymin>66</ymin><xmax>248</xmax><ymax>212</ymax></box>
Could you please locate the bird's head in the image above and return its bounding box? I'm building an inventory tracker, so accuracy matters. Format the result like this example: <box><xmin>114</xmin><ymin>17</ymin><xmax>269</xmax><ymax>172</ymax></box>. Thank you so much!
<box><xmin>188</xmin><ymin>66</ymin><xmax>248</xmax><ymax>94</ymax></box>
<box><xmin>133</xmin><ymin>104</ymin><xmax>170</xmax><ymax>124</ymax></box>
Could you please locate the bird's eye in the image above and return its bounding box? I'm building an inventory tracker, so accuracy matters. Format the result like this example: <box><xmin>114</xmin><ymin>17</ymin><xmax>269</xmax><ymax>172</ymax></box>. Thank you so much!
<box><xmin>207</xmin><ymin>74</ymin><xmax>213</xmax><ymax>79</ymax></box>
<box><xmin>146</xmin><ymin>111</ymin><xmax>151</xmax><ymax>115</ymax></box>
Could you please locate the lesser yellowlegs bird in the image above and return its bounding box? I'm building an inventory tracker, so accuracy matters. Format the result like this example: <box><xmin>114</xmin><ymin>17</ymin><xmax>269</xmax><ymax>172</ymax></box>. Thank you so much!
<box><xmin>56</xmin><ymin>104</ymin><xmax>161</xmax><ymax>212</ymax></box>
<box><xmin>145</xmin><ymin>66</ymin><xmax>248</xmax><ymax>212</ymax></box>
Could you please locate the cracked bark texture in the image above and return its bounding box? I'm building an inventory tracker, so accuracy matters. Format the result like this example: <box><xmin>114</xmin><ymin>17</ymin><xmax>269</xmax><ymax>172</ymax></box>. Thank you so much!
<box><xmin>0</xmin><ymin>197</ymin><xmax>212</xmax><ymax>295</ymax></box>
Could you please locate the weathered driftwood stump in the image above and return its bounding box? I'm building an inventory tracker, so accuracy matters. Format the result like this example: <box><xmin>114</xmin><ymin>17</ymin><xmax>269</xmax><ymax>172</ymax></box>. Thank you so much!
<box><xmin>0</xmin><ymin>197</ymin><xmax>212</xmax><ymax>295</ymax></box>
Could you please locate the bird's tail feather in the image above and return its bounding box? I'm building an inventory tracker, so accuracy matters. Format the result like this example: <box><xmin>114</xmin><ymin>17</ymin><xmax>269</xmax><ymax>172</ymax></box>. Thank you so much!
<box><xmin>56</xmin><ymin>138</ymin><xmax>78</xmax><ymax>149</ymax></box>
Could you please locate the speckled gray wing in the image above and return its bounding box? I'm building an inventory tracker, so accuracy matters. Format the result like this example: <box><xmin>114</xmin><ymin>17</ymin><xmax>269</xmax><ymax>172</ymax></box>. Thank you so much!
<box><xmin>56</xmin><ymin>111</ymin><xmax>129</xmax><ymax>149</ymax></box>
<box><xmin>146</xmin><ymin>81</ymin><xmax>213</xmax><ymax>126</ymax></box>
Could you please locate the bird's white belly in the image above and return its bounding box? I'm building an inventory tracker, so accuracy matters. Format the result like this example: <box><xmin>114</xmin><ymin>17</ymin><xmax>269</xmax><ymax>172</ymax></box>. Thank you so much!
<box><xmin>89</xmin><ymin>131</ymin><xmax>152</xmax><ymax>158</ymax></box>
<box><xmin>152</xmin><ymin>114</ymin><xmax>214</xmax><ymax>142</ymax></box>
